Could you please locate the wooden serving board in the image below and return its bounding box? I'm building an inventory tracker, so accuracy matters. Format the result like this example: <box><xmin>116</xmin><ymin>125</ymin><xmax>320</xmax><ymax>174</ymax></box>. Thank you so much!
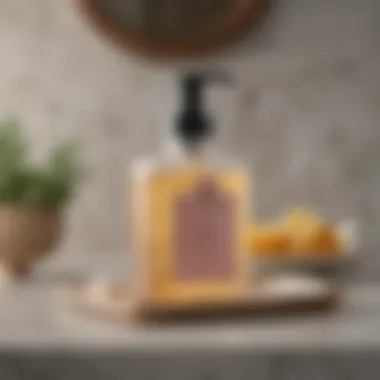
<box><xmin>65</xmin><ymin>276</ymin><xmax>339</xmax><ymax>325</ymax></box>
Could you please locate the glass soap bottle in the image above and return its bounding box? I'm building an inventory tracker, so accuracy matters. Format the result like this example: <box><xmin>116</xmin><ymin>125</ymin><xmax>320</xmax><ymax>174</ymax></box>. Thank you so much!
<box><xmin>131</xmin><ymin>72</ymin><xmax>250</xmax><ymax>305</ymax></box>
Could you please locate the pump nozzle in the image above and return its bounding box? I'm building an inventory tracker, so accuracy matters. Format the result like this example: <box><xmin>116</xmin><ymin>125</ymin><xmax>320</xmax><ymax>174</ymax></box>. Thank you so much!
<box><xmin>175</xmin><ymin>71</ymin><xmax>231</xmax><ymax>147</ymax></box>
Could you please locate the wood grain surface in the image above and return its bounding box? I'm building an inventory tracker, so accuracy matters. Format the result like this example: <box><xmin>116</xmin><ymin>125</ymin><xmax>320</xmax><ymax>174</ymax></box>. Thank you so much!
<box><xmin>66</xmin><ymin>278</ymin><xmax>339</xmax><ymax>325</ymax></box>
<box><xmin>74</xmin><ymin>0</ymin><xmax>271</xmax><ymax>60</ymax></box>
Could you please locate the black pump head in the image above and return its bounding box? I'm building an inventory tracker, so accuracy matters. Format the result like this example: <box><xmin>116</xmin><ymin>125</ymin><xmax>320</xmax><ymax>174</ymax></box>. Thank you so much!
<box><xmin>175</xmin><ymin>71</ymin><xmax>230</xmax><ymax>147</ymax></box>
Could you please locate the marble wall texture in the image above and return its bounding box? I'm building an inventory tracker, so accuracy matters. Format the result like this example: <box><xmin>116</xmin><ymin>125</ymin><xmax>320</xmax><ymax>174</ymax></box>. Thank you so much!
<box><xmin>0</xmin><ymin>0</ymin><xmax>379</xmax><ymax>280</ymax></box>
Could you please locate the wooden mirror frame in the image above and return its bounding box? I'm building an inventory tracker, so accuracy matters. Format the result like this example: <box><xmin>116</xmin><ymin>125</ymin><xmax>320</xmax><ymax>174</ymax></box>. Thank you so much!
<box><xmin>74</xmin><ymin>0</ymin><xmax>270</xmax><ymax>61</ymax></box>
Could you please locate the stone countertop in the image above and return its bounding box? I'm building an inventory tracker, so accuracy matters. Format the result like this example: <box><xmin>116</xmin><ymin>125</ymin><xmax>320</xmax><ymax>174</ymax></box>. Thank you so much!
<box><xmin>0</xmin><ymin>267</ymin><xmax>378</xmax><ymax>352</ymax></box>
<box><xmin>0</xmin><ymin>260</ymin><xmax>380</xmax><ymax>379</ymax></box>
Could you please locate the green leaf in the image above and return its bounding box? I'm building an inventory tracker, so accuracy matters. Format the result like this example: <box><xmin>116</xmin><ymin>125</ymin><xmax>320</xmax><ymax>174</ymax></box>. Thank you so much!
<box><xmin>0</xmin><ymin>115</ymin><xmax>85</xmax><ymax>207</ymax></box>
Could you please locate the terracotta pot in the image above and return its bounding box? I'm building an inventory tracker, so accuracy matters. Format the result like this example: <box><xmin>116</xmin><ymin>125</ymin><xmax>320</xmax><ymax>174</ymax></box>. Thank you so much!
<box><xmin>0</xmin><ymin>206</ymin><xmax>62</xmax><ymax>278</ymax></box>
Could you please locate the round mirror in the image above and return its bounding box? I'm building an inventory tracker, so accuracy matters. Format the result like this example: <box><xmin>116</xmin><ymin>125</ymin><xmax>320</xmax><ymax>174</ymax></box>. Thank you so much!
<box><xmin>75</xmin><ymin>0</ymin><xmax>270</xmax><ymax>60</ymax></box>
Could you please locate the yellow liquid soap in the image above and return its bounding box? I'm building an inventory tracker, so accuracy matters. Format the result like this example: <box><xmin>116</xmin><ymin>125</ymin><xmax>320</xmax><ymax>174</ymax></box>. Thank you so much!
<box><xmin>131</xmin><ymin>159</ymin><xmax>249</xmax><ymax>304</ymax></box>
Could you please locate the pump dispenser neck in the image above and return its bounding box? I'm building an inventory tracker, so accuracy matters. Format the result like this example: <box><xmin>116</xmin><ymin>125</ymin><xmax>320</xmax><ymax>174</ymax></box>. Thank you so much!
<box><xmin>174</xmin><ymin>71</ymin><xmax>230</xmax><ymax>154</ymax></box>
<box><xmin>183</xmin><ymin>74</ymin><xmax>202</xmax><ymax>111</ymax></box>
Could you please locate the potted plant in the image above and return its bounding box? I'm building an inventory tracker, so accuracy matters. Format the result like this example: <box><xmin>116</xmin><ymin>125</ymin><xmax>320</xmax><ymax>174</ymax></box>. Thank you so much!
<box><xmin>0</xmin><ymin>117</ymin><xmax>83</xmax><ymax>278</ymax></box>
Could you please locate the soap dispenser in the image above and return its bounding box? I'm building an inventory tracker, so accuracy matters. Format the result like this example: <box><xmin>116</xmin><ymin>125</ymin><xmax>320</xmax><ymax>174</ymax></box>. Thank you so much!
<box><xmin>131</xmin><ymin>72</ymin><xmax>250</xmax><ymax>305</ymax></box>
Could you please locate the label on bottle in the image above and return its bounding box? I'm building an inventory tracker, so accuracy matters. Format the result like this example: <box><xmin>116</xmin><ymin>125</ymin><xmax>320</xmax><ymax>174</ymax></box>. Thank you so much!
<box><xmin>173</xmin><ymin>176</ymin><xmax>236</xmax><ymax>280</ymax></box>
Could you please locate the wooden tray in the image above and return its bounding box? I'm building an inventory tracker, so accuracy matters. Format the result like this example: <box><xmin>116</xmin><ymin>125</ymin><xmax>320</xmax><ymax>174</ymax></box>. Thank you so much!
<box><xmin>65</xmin><ymin>276</ymin><xmax>339</xmax><ymax>324</ymax></box>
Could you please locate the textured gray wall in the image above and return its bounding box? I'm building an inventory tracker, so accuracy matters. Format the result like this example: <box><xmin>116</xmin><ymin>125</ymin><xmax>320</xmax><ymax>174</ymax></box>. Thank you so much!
<box><xmin>0</xmin><ymin>0</ymin><xmax>379</xmax><ymax>280</ymax></box>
